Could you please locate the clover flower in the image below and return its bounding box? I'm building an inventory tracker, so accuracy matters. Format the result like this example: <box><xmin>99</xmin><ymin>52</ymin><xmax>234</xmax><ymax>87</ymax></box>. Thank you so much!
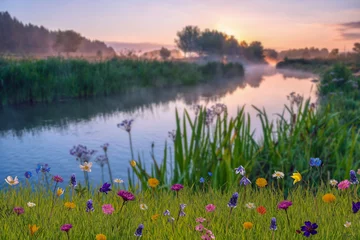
<box><xmin>278</xmin><ymin>200</ymin><xmax>292</xmax><ymax>210</ymax></box>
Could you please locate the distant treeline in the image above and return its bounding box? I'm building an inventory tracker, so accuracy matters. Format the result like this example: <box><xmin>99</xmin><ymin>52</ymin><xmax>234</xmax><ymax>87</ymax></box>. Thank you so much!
<box><xmin>0</xmin><ymin>58</ymin><xmax>244</xmax><ymax>105</ymax></box>
<box><xmin>0</xmin><ymin>12</ymin><xmax>116</xmax><ymax>57</ymax></box>
<box><xmin>175</xmin><ymin>26</ymin><xmax>265</xmax><ymax>62</ymax></box>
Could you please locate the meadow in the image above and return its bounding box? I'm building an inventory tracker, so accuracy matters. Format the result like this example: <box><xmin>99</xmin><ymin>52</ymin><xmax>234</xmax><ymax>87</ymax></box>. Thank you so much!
<box><xmin>1</xmin><ymin>64</ymin><xmax>360</xmax><ymax>239</ymax></box>
<box><xmin>0</xmin><ymin>58</ymin><xmax>244</xmax><ymax>105</ymax></box>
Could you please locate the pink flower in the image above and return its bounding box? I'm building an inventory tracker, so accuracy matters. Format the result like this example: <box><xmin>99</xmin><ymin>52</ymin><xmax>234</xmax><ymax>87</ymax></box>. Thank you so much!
<box><xmin>277</xmin><ymin>200</ymin><xmax>292</xmax><ymax>210</ymax></box>
<box><xmin>171</xmin><ymin>184</ymin><xmax>184</xmax><ymax>191</ymax></box>
<box><xmin>195</xmin><ymin>224</ymin><xmax>204</xmax><ymax>232</ymax></box>
<box><xmin>338</xmin><ymin>180</ymin><xmax>351</xmax><ymax>190</ymax></box>
<box><xmin>205</xmin><ymin>204</ymin><xmax>216</xmax><ymax>212</ymax></box>
<box><xmin>102</xmin><ymin>204</ymin><xmax>114</xmax><ymax>215</ymax></box>
<box><xmin>196</xmin><ymin>217</ymin><xmax>206</xmax><ymax>223</ymax></box>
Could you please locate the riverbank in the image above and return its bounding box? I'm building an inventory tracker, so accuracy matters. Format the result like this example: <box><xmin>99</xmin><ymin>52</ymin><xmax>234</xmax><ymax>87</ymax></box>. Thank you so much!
<box><xmin>0</xmin><ymin>58</ymin><xmax>244</xmax><ymax>105</ymax></box>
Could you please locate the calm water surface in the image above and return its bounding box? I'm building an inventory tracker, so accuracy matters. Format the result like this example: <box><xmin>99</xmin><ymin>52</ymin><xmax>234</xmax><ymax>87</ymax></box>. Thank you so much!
<box><xmin>0</xmin><ymin>66</ymin><xmax>317</xmax><ymax>187</ymax></box>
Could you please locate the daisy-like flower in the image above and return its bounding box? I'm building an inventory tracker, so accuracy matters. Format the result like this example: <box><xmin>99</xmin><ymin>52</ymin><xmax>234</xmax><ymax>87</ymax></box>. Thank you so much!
<box><xmin>245</xmin><ymin>203</ymin><xmax>256</xmax><ymax>209</ymax></box>
<box><xmin>27</xmin><ymin>202</ymin><xmax>36</xmax><ymax>208</ymax></box>
<box><xmin>344</xmin><ymin>221</ymin><xmax>351</xmax><ymax>228</ymax></box>
<box><xmin>272</xmin><ymin>171</ymin><xmax>284</xmax><ymax>179</ymax></box>
<box><xmin>79</xmin><ymin>162</ymin><xmax>93</xmax><ymax>172</ymax></box>
<box><xmin>114</xmin><ymin>178</ymin><xmax>124</xmax><ymax>184</ymax></box>
<box><xmin>140</xmin><ymin>204</ymin><xmax>148</xmax><ymax>210</ymax></box>
<box><xmin>56</xmin><ymin>188</ymin><xmax>64</xmax><ymax>197</ymax></box>
<box><xmin>329</xmin><ymin>179</ymin><xmax>338</xmax><ymax>187</ymax></box>
<box><xmin>5</xmin><ymin>176</ymin><xmax>19</xmax><ymax>186</ymax></box>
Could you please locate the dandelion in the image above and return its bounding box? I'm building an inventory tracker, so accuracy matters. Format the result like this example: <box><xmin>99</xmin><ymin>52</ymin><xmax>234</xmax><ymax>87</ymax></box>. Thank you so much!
<box><xmin>309</xmin><ymin>158</ymin><xmax>322</xmax><ymax>167</ymax></box>
<box><xmin>134</xmin><ymin>224</ymin><xmax>144</xmax><ymax>237</ymax></box>
<box><xmin>56</xmin><ymin>188</ymin><xmax>64</xmax><ymax>197</ymax></box>
<box><xmin>291</xmin><ymin>172</ymin><xmax>302</xmax><ymax>184</ymax></box>
<box><xmin>338</xmin><ymin>180</ymin><xmax>350</xmax><ymax>190</ymax></box>
<box><xmin>256</xmin><ymin>206</ymin><xmax>266</xmax><ymax>215</ymax></box>
<box><xmin>27</xmin><ymin>202</ymin><xmax>35</xmax><ymax>208</ymax></box>
<box><xmin>329</xmin><ymin>179</ymin><xmax>338</xmax><ymax>187</ymax></box>
<box><xmin>243</xmin><ymin>222</ymin><xmax>253</xmax><ymax>229</ymax></box>
<box><xmin>256</xmin><ymin>178</ymin><xmax>267</xmax><ymax>188</ymax></box>
<box><xmin>272</xmin><ymin>171</ymin><xmax>284</xmax><ymax>179</ymax></box>
<box><xmin>270</xmin><ymin>217</ymin><xmax>277</xmax><ymax>231</ymax></box>
<box><xmin>200</xmin><ymin>177</ymin><xmax>205</xmax><ymax>183</ymax></box>
<box><xmin>352</xmin><ymin>201</ymin><xmax>360</xmax><ymax>213</ymax></box>
<box><xmin>13</xmin><ymin>207</ymin><xmax>24</xmax><ymax>215</ymax></box>
<box><xmin>102</xmin><ymin>204</ymin><xmax>114</xmax><ymax>215</ymax></box>
<box><xmin>151</xmin><ymin>214</ymin><xmax>160</xmax><ymax>221</ymax></box>
<box><xmin>240</xmin><ymin>176</ymin><xmax>251</xmax><ymax>186</ymax></box>
<box><xmin>163</xmin><ymin>210</ymin><xmax>170</xmax><ymax>216</ymax></box>
<box><xmin>205</xmin><ymin>204</ymin><xmax>216</xmax><ymax>212</ymax></box>
<box><xmin>344</xmin><ymin>221</ymin><xmax>351</xmax><ymax>228</ymax></box>
<box><xmin>114</xmin><ymin>178</ymin><xmax>124</xmax><ymax>184</ymax></box>
<box><xmin>53</xmin><ymin>175</ymin><xmax>64</xmax><ymax>183</ymax></box>
<box><xmin>235</xmin><ymin>165</ymin><xmax>245</xmax><ymax>175</ymax></box>
<box><xmin>195</xmin><ymin>224</ymin><xmax>204</xmax><ymax>231</ymax></box>
<box><xmin>148</xmin><ymin>178</ymin><xmax>159</xmax><ymax>188</ymax></box>
<box><xmin>300</xmin><ymin>221</ymin><xmax>318</xmax><ymax>237</ymax></box>
<box><xmin>96</xmin><ymin>234</ymin><xmax>107</xmax><ymax>240</ymax></box>
<box><xmin>196</xmin><ymin>217</ymin><xmax>206</xmax><ymax>223</ymax></box>
<box><xmin>322</xmin><ymin>193</ymin><xmax>336</xmax><ymax>203</ymax></box>
<box><xmin>245</xmin><ymin>203</ymin><xmax>256</xmax><ymax>209</ymax></box>
<box><xmin>5</xmin><ymin>176</ymin><xmax>19</xmax><ymax>186</ymax></box>
<box><xmin>28</xmin><ymin>224</ymin><xmax>40</xmax><ymax>236</ymax></box>
<box><xmin>79</xmin><ymin>162</ymin><xmax>93</xmax><ymax>172</ymax></box>
<box><xmin>99</xmin><ymin>182</ymin><xmax>112</xmax><ymax>194</ymax></box>
<box><xmin>140</xmin><ymin>204</ymin><xmax>148</xmax><ymax>210</ymax></box>
<box><xmin>130</xmin><ymin>160</ymin><xmax>137</xmax><ymax>167</ymax></box>
<box><xmin>86</xmin><ymin>199</ymin><xmax>95</xmax><ymax>212</ymax></box>
<box><xmin>117</xmin><ymin>119</ymin><xmax>134</xmax><ymax>132</ymax></box>
<box><xmin>350</xmin><ymin>170</ymin><xmax>359</xmax><ymax>184</ymax></box>
<box><xmin>64</xmin><ymin>202</ymin><xmax>76</xmax><ymax>210</ymax></box>
<box><xmin>24</xmin><ymin>171</ymin><xmax>32</xmax><ymax>179</ymax></box>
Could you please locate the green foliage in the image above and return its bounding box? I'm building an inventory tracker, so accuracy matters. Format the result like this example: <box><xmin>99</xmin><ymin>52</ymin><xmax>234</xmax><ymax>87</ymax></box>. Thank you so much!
<box><xmin>53</xmin><ymin>30</ymin><xmax>83</xmax><ymax>54</ymax></box>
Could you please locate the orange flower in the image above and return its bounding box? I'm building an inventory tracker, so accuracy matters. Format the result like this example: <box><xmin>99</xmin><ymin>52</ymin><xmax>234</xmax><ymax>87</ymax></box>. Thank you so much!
<box><xmin>151</xmin><ymin>214</ymin><xmax>160</xmax><ymax>221</ymax></box>
<box><xmin>28</xmin><ymin>224</ymin><xmax>40</xmax><ymax>236</ymax></box>
<box><xmin>148</xmin><ymin>178</ymin><xmax>160</xmax><ymax>188</ymax></box>
<box><xmin>256</xmin><ymin>206</ymin><xmax>266</xmax><ymax>215</ymax></box>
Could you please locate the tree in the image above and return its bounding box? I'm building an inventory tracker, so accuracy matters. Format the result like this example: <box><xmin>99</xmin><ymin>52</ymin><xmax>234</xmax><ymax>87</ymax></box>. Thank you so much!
<box><xmin>329</xmin><ymin>48</ymin><xmax>339</xmax><ymax>58</ymax></box>
<box><xmin>224</xmin><ymin>36</ymin><xmax>239</xmax><ymax>56</ymax></box>
<box><xmin>174</xmin><ymin>26</ymin><xmax>200</xmax><ymax>57</ymax></box>
<box><xmin>247</xmin><ymin>41</ymin><xmax>264</xmax><ymax>61</ymax></box>
<box><xmin>197</xmin><ymin>29</ymin><xmax>227</xmax><ymax>56</ymax></box>
<box><xmin>159</xmin><ymin>47</ymin><xmax>171</xmax><ymax>60</ymax></box>
<box><xmin>353</xmin><ymin>43</ymin><xmax>360</xmax><ymax>54</ymax></box>
<box><xmin>264</xmin><ymin>49</ymin><xmax>278</xmax><ymax>60</ymax></box>
<box><xmin>53</xmin><ymin>30</ymin><xmax>83</xmax><ymax>56</ymax></box>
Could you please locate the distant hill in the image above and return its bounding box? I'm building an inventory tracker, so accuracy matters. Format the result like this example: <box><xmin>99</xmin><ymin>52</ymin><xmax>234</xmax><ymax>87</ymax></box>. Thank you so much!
<box><xmin>0</xmin><ymin>11</ymin><xmax>116</xmax><ymax>58</ymax></box>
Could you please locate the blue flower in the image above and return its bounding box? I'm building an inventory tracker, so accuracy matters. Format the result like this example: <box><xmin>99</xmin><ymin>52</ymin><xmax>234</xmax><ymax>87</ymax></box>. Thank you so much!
<box><xmin>350</xmin><ymin>170</ymin><xmax>359</xmax><ymax>184</ymax></box>
<box><xmin>309</xmin><ymin>158</ymin><xmax>322</xmax><ymax>167</ymax></box>
<box><xmin>240</xmin><ymin>176</ymin><xmax>251</xmax><ymax>186</ymax></box>
<box><xmin>99</xmin><ymin>182</ymin><xmax>112</xmax><ymax>194</ymax></box>
<box><xmin>208</xmin><ymin>172</ymin><xmax>212</xmax><ymax>177</ymax></box>
<box><xmin>235</xmin><ymin>165</ymin><xmax>245</xmax><ymax>175</ymax></box>
<box><xmin>86</xmin><ymin>199</ymin><xmax>94</xmax><ymax>212</ymax></box>
<box><xmin>352</xmin><ymin>201</ymin><xmax>360</xmax><ymax>213</ymax></box>
<box><xmin>300</xmin><ymin>221</ymin><xmax>318</xmax><ymax>237</ymax></box>
<box><xmin>134</xmin><ymin>224</ymin><xmax>144</xmax><ymax>237</ymax></box>
<box><xmin>36</xmin><ymin>163</ymin><xmax>50</xmax><ymax>174</ymax></box>
<box><xmin>24</xmin><ymin>171</ymin><xmax>32</xmax><ymax>179</ymax></box>
<box><xmin>200</xmin><ymin>177</ymin><xmax>205</xmax><ymax>183</ymax></box>
<box><xmin>270</xmin><ymin>217</ymin><xmax>277</xmax><ymax>231</ymax></box>
<box><xmin>70</xmin><ymin>174</ymin><xmax>77</xmax><ymax>187</ymax></box>
<box><xmin>227</xmin><ymin>192</ymin><xmax>239</xmax><ymax>208</ymax></box>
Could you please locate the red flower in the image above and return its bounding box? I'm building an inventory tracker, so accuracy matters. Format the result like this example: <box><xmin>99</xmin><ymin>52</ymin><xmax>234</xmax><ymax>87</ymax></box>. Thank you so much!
<box><xmin>256</xmin><ymin>206</ymin><xmax>266</xmax><ymax>215</ymax></box>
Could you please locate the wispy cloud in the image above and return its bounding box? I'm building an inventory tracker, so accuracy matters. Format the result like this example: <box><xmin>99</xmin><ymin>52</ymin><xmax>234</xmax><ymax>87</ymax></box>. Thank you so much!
<box><xmin>336</xmin><ymin>21</ymin><xmax>360</xmax><ymax>40</ymax></box>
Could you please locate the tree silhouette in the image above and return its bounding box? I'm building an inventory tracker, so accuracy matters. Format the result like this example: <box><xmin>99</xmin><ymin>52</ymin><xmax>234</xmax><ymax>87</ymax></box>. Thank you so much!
<box><xmin>175</xmin><ymin>26</ymin><xmax>200</xmax><ymax>57</ymax></box>
<box><xmin>159</xmin><ymin>47</ymin><xmax>171</xmax><ymax>60</ymax></box>
<box><xmin>53</xmin><ymin>30</ymin><xmax>83</xmax><ymax>56</ymax></box>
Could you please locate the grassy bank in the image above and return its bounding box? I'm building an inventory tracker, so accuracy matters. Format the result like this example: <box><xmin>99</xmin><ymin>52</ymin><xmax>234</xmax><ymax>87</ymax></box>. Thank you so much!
<box><xmin>0</xmin><ymin>58</ymin><xmax>244</xmax><ymax>105</ymax></box>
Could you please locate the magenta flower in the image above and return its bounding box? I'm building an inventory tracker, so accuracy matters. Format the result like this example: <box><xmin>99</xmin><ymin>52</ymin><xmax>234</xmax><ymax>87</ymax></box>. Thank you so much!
<box><xmin>102</xmin><ymin>204</ymin><xmax>115</xmax><ymax>215</ymax></box>
<box><xmin>60</xmin><ymin>224</ymin><xmax>72</xmax><ymax>232</ymax></box>
<box><xmin>338</xmin><ymin>180</ymin><xmax>351</xmax><ymax>190</ymax></box>
<box><xmin>195</xmin><ymin>224</ymin><xmax>204</xmax><ymax>231</ymax></box>
<box><xmin>53</xmin><ymin>175</ymin><xmax>64</xmax><ymax>183</ymax></box>
<box><xmin>205</xmin><ymin>204</ymin><xmax>216</xmax><ymax>212</ymax></box>
<box><xmin>196</xmin><ymin>217</ymin><xmax>206</xmax><ymax>223</ymax></box>
<box><xmin>117</xmin><ymin>190</ymin><xmax>135</xmax><ymax>202</ymax></box>
<box><xmin>278</xmin><ymin>200</ymin><xmax>293</xmax><ymax>210</ymax></box>
<box><xmin>13</xmin><ymin>207</ymin><xmax>24</xmax><ymax>215</ymax></box>
<box><xmin>171</xmin><ymin>184</ymin><xmax>184</xmax><ymax>191</ymax></box>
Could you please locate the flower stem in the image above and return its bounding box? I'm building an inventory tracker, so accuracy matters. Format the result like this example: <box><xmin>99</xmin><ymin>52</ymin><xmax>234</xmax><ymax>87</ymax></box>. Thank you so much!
<box><xmin>285</xmin><ymin>209</ymin><xmax>291</xmax><ymax>226</ymax></box>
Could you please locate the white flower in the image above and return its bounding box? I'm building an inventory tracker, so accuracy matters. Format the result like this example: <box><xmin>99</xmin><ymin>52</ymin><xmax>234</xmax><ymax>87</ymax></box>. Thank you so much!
<box><xmin>5</xmin><ymin>176</ymin><xmax>19</xmax><ymax>186</ymax></box>
<box><xmin>272</xmin><ymin>171</ymin><xmax>284</xmax><ymax>179</ymax></box>
<box><xmin>79</xmin><ymin>162</ymin><xmax>93</xmax><ymax>172</ymax></box>
<box><xmin>329</xmin><ymin>179</ymin><xmax>338</xmax><ymax>187</ymax></box>
<box><xmin>245</xmin><ymin>202</ymin><xmax>256</xmax><ymax>209</ymax></box>
<box><xmin>27</xmin><ymin>202</ymin><xmax>36</xmax><ymax>208</ymax></box>
<box><xmin>344</xmin><ymin>221</ymin><xmax>351</xmax><ymax>228</ymax></box>
<box><xmin>140</xmin><ymin>204</ymin><xmax>148</xmax><ymax>210</ymax></box>
<box><xmin>114</xmin><ymin>178</ymin><xmax>124</xmax><ymax>184</ymax></box>
<box><xmin>357</xmin><ymin>169</ymin><xmax>360</xmax><ymax>175</ymax></box>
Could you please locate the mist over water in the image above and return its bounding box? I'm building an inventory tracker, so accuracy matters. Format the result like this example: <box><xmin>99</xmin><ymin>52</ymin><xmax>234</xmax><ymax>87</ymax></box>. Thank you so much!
<box><xmin>0</xmin><ymin>66</ymin><xmax>317</xmax><ymax>186</ymax></box>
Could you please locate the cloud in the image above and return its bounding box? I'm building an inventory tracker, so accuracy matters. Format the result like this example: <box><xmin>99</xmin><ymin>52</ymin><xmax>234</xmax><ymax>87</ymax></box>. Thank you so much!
<box><xmin>336</xmin><ymin>21</ymin><xmax>360</xmax><ymax>40</ymax></box>
<box><xmin>339</xmin><ymin>21</ymin><xmax>360</xmax><ymax>29</ymax></box>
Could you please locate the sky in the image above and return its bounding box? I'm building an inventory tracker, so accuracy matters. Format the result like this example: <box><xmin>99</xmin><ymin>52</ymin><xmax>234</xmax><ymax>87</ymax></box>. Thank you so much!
<box><xmin>1</xmin><ymin>0</ymin><xmax>360</xmax><ymax>51</ymax></box>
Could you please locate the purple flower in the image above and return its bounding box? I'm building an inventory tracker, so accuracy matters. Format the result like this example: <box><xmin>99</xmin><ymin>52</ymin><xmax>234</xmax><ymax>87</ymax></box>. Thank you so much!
<box><xmin>24</xmin><ymin>171</ymin><xmax>32</xmax><ymax>179</ymax></box>
<box><xmin>205</xmin><ymin>109</ymin><xmax>215</xmax><ymax>126</ymax></box>
<box><xmin>70</xmin><ymin>174</ymin><xmax>77</xmax><ymax>187</ymax></box>
<box><xmin>117</xmin><ymin>190</ymin><xmax>135</xmax><ymax>201</ymax></box>
<box><xmin>117</xmin><ymin>119</ymin><xmax>134</xmax><ymax>132</ymax></box>
<box><xmin>134</xmin><ymin>224</ymin><xmax>144</xmax><ymax>237</ymax></box>
<box><xmin>278</xmin><ymin>200</ymin><xmax>292</xmax><ymax>210</ymax></box>
<box><xmin>70</xmin><ymin>144</ymin><xmax>96</xmax><ymax>162</ymax></box>
<box><xmin>53</xmin><ymin>175</ymin><xmax>64</xmax><ymax>183</ymax></box>
<box><xmin>235</xmin><ymin>165</ymin><xmax>246</xmax><ymax>175</ymax></box>
<box><xmin>171</xmin><ymin>184</ymin><xmax>184</xmax><ymax>191</ymax></box>
<box><xmin>101</xmin><ymin>143</ymin><xmax>109</xmax><ymax>152</ymax></box>
<box><xmin>211</xmin><ymin>103</ymin><xmax>227</xmax><ymax>116</ymax></box>
<box><xmin>36</xmin><ymin>163</ymin><xmax>50</xmax><ymax>173</ymax></box>
<box><xmin>95</xmin><ymin>155</ymin><xmax>108</xmax><ymax>167</ymax></box>
<box><xmin>227</xmin><ymin>192</ymin><xmax>238</xmax><ymax>208</ymax></box>
<box><xmin>86</xmin><ymin>199</ymin><xmax>94</xmax><ymax>212</ymax></box>
<box><xmin>60</xmin><ymin>224</ymin><xmax>72</xmax><ymax>232</ymax></box>
<box><xmin>270</xmin><ymin>217</ymin><xmax>277</xmax><ymax>231</ymax></box>
<box><xmin>179</xmin><ymin>204</ymin><xmax>186</xmax><ymax>217</ymax></box>
<box><xmin>300</xmin><ymin>221</ymin><xmax>318</xmax><ymax>237</ymax></box>
<box><xmin>99</xmin><ymin>182</ymin><xmax>112</xmax><ymax>194</ymax></box>
<box><xmin>163</xmin><ymin>210</ymin><xmax>170</xmax><ymax>216</ymax></box>
<box><xmin>352</xmin><ymin>201</ymin><xmax>360</xmax><ymax>213</ymax></box>
<box><xmin>13</xmin><ymin>207</ymin><xmax>24</xmax><ymax>215</ymax></box>
<box><xmin>240</xmin><ymin>176</ymin><xmax>251</xmax><ymax>186</ymax></box>
<box><xmin>350</xmin><ymin>170</ymin><xmax>359</xmax><ymax>184</ymax></box>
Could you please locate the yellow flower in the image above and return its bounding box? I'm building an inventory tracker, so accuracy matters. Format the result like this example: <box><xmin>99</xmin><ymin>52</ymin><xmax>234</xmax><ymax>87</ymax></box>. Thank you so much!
<box><xmin>322</xmin><ymin>193</ymin><xmax>336</xmax><ymax>203</ymax></box>
<box><xmin>151</xmin><ymin>214</ymin><xmax>160</xmax><ymax>221</ymax></box>
<box><xmin>96</xmin><ymin>234</ymin><xmax>107</xmax><ymax>240</ymax></box>
<box><xmin>130</xmin><ymin>160</ymin><xmax>136</xmax><ymax>167</ymax></box>
<box><xmin>243</xmin><ymin>222</ymin><xmax>253</xmax><ymax>229</ymax></box>
<box><xmin>291</xmin><ymin>172</ymin><xmax>302</xmax><ymax>184</ymax></box>
<box><xmin>64</xmin><ymin>202</ymin><xmax>76</xmax><ymax>209</ymax></box>
<box><xmin>56</xmin><ymin>187</ymin><xmax>64</xmax><ymax>197</ymax></box>
<box><xmin>148</xmin><ymin>178</ymin><xmax>160</xmax><ymax>188</ymax></box>
<box><xmin>29</xmin><ymin>224</ymin><xmax>40</xmax><ymax>236</ymax></box>
<box><xmin>255</xmin><ymin>178</ymin><xmax>268</xmax><ymax>188</ymax></box>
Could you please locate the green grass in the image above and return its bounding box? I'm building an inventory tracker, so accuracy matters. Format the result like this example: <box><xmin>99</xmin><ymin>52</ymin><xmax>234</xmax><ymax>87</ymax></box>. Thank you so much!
<box><xmin>1</xmin><ymin>182</ymin><xmax>359</xmax><ymax>239</ymax></box>
<box><xmin>0</xmin><ymin>58</ymin><xmax>244</xmax><ymax>105</ymax></box>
